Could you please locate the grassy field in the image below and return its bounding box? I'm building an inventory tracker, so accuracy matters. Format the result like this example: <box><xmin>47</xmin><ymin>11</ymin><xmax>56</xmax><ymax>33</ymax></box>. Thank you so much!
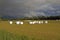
<box><xmin>0</xmin><ymin>20</ymin><xmax>60</xmax><ymax>40</ymax></box>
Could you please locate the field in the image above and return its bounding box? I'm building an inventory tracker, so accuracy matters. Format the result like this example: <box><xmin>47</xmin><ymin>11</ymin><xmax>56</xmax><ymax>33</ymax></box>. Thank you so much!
<box><xmin>0</xmin><ymin>20</ymin><xmax>60</xmax><ymax>40</ymax></box>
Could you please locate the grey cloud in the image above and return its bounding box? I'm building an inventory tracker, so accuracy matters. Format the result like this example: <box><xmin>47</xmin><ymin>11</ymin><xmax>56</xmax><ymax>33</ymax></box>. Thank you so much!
<box><xmin>0</xmin><ymin>0</ymin><xmax>60</xmax><ymax>17</ymax></box>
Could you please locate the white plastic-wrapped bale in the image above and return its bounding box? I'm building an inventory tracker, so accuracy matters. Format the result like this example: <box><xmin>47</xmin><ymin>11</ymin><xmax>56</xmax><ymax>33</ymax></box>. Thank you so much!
<box><xmin>9</xmin><ymin>21</ymin><xmax>13</xmax><ymax>24</ymax></box>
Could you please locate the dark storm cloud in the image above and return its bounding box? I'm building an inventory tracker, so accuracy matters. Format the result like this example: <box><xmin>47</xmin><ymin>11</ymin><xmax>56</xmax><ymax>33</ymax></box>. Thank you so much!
<box><xmin>0</xmin><ymin>0</ymin><xmax>33</xmax><ymax>17</ymax></box>
<box><xmin>0</xmin><ymin>0</ymin><xmax>40</xmax><ymax>16</ymax></box>
<box><xmin>0</xmin><ymin>0</ymin><xmax>60</xmax><ymax>17</ymax></box>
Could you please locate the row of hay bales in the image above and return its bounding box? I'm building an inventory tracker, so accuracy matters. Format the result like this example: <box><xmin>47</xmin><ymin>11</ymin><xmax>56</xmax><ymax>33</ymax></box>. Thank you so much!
<box><xmin>9</xmin><ymin>20</ymin><xmax>48</xmax><ymax>24</ymax></box>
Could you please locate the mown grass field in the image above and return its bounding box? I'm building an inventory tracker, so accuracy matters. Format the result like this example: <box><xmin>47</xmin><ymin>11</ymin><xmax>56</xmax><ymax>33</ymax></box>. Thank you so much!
<box><xmin>0</xmin><ymin>20</ymin><xmax>60</xmax><ymax>40</ymax></box>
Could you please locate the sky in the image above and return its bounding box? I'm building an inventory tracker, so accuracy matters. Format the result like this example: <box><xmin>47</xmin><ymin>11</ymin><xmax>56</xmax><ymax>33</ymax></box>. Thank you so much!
<box><xmin>0</xmin><ymin>0</ymin><xmax>60</xmax><ymax>17</ymax></box>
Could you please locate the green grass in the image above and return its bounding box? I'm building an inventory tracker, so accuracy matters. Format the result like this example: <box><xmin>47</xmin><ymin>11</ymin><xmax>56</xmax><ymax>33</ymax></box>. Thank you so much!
<box><xmin>0</xmin><ymin>20</ymin><xmax>60</xmax><ymax>40</ymax></box>
<box><xmin>0</xmin><ymin>30</ymin><xmax>30</xmax><ymax>40</ymax></box>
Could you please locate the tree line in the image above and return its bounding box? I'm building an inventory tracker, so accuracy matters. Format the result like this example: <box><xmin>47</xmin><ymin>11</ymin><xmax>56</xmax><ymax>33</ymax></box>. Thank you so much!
<box><xmin>0</xmin><ymin>16</ymin><xmax>60</xmax><ymax>21</ymax></box>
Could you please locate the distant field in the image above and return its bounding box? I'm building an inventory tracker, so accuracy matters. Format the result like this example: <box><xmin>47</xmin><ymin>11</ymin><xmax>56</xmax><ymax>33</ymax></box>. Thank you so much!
<box><xmin>0</xmin><ymin>20</ymin><xmax>60</xmax><ymax>40</ymax></box>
